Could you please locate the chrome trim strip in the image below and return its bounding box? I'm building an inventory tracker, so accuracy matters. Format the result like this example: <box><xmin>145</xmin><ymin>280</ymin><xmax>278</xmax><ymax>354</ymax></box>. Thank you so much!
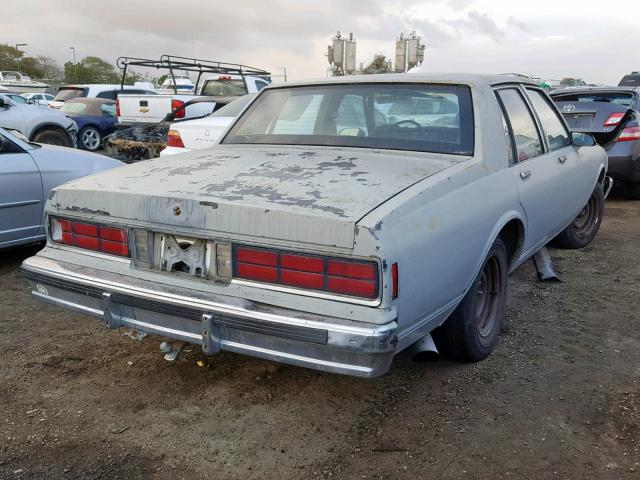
<box><xmin>0</xmin><ymin>199</ymin><xmax>40</xmax><ymax>209</ymax></box>
<box><xmin>220</xmin><ymin>340</ymin><xmax>373</xmax><ymax>375</ymax></box>
<box><xmin>32</xmin><ymin>291</ymin><xmax>104</xmax><ymax>317</ymax></box>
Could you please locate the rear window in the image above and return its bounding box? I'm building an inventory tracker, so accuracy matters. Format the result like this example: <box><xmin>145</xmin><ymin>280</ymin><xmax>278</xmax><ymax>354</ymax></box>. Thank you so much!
<box><xmin>60</xmin><ymin>102</ymin><xmax>88</xmax><ymax>114</ymax></box>
<box><xmin>223</xmin><ymin>83</ymin><xmax>474</xmax><ymax>156</ymax></box>
<box><xmin>201</xmin><ymin>79</ymin><xmax>248</xmax><ymax>97</ymax></box>
<box><xmin>54</xmin><ymin>87</ymin><xmax>87</xmax><ymax>102</ymax></box>
<box><xmin>618</xmin><ymin>75</ymin><xmax>640</xmax><ymax>87</ymax></box>
<box><xmin>210</xmin><ymin>94</ymin><xmax>255</xmax><ymax>118</ymax></box>
<box><xmin>552</xmin><ymin>92</ymin><xmax>634</xmax><ymax>107</ymax></box>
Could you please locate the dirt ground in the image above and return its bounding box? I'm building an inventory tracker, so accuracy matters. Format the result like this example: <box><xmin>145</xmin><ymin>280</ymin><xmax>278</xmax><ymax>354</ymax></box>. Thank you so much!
<box><xmin>0</xmin><ymin>199</ymin><xmax>638</xmax><ymax>480</ymax></box>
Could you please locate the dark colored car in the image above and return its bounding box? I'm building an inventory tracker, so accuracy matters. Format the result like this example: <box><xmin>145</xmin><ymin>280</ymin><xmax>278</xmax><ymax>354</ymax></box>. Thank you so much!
<box><xmin>551</xmin><ymin>87</ymin><xmax>640</xmax><ymax>197</ymax></box>
<box><xmin>619</xmin><ymin>72</ymin><xmax>640</xmax><ymax>87</ymax></box>
<box><xmin>60</xmin><ymin>98</ymin><xmax>117</xmax><ymax>151</ymax></box>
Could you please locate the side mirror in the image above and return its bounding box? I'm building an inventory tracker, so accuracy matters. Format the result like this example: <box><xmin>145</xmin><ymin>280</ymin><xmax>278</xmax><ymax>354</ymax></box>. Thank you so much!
<box><xmin>0</xmin><ymin>97</ymin><xmax>8</xmax><ymax>109</ymax></box>
<box><xmin>571</xmin><ymin>131</ymin><xmax>597</xmax><ymax>147</ymax></box>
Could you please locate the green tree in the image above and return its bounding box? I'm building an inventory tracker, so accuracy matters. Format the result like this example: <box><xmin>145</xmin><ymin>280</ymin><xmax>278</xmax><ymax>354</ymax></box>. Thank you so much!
<box><xmin>0</xmin><ymin>44</ymin><xmax>51</xmax><ymax>79</ymax></box>
<box><xmin>64</xmin><ymin>56</ymin><xmax>120</xmax><ymax>84</ymax></box>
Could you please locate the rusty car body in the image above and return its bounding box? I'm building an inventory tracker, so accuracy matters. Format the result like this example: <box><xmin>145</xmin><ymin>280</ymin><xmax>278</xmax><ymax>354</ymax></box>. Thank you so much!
<box><xmin>21</xmin><ymin>74</ymin><xmax>607</xmax><ymax>377</ymax></box>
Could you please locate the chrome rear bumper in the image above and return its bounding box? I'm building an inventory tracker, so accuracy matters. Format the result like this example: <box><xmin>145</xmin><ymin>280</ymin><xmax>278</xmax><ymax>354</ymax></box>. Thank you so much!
<box><xmin>21</xmin><ymin>255</ymin><xmax>397</xmax><ymax>377</ymax></box>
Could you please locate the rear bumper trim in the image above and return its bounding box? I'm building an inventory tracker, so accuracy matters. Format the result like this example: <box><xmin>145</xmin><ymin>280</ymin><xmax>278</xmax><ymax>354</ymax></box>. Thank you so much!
<box><xmin>21</xmin><ymin>255</ymin><xmax>396</xmax><ymax>377</ymax></box>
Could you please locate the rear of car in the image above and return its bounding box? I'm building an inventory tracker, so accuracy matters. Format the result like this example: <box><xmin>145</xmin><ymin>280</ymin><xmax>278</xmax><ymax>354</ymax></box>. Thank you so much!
<box><xmin>618</xmin><ymin>73</ymin><xmax>640</xmax><ymax>87</ymax></box>
<box><xmin>161</xmin><ymin>94</ymin><xmax>256</xmax><ymax>156</ymax></box>
<box><xmin>21</xmin><ymin>79</ymin><xmax>475</xmax><ymax>377</ymax></box>
<box><xmin>551</xmin><ymin>89</ymin><xmax>640</xmax><ymax>192</ymax></box>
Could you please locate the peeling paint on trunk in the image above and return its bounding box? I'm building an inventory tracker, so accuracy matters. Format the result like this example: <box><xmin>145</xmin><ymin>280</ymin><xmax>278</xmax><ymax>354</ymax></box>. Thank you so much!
<box><xmin>50</xmin><ymin>145</ymin><xmax>458</xmax><ymax>248</ymax></box>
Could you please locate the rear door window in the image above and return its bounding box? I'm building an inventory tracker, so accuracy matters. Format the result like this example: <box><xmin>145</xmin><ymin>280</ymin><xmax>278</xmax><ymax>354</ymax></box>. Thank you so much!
<box><xmin>496</xmin><ymin>88</ymin><xmax>543</xmax><ymax>162</ymax></box>
<box><xmin>526</xmin><ymin>89</ymin><xmax>570</xmax><ymax>151</ymax></box>
<box><xmin>96</xmin><ymin>90</ymin><xmax>117</xmax><ymax>100</ymax></box>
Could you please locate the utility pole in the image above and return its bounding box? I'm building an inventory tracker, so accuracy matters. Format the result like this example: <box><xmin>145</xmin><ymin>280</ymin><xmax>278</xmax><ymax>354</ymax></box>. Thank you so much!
<box><xmin>279</xmin><ymin>67</ymin><xmax>287</xmax><ymax>83</ymax></box>
<box><xmin>69</xmin><ymin>46</ymin><xmax>77</xmax><ymax>82</ymax></box>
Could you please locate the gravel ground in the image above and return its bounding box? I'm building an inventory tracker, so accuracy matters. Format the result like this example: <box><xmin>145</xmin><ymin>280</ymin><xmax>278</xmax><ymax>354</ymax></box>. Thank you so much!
<box><xmin>0</xmin><ymin>199</ymin><xmax>638</xmax><ymax>480</ymax></box>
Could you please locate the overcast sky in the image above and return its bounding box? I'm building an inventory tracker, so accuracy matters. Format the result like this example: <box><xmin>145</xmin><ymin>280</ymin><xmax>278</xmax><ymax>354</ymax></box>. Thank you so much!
<box><xmin>2</xmin><ymin>0</ymin><xmax>638</xmax><ymax>85</ymax></box>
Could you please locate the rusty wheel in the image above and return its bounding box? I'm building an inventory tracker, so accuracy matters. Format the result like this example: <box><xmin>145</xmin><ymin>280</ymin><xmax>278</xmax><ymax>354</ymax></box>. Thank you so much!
<box><xmin>434</xmin><ymin>237</ymin><xmax>508</xmax><ymax>362</ymax></box>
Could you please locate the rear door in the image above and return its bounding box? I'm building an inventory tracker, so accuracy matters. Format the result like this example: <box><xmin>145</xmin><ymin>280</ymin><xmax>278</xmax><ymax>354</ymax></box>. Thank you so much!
<box><xmin>0</xmin><ymin>132</ymin><xmax>44</xmax><ymax>246</ymax></box>
<box><xmin>495</xmin><ymin>86</ymin><xmax>575</xmax><ymax>254</ymax></box>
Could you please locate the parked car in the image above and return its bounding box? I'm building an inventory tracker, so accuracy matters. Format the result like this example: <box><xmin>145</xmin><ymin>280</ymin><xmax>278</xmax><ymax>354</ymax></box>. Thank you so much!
<box><xmin>618</xmin><ymin>72</ymin><xmax>640</xmax><ymax>87</ymax></box>
<box><xmin>551</xmin><ymin>87</ymin><xmax>640</xmax><ymax>197</ymax></box>
<box><xmin>160</xmin><ymin>94</ymin><xmax>256</xmax><ymax>156</ymax></box>
<box><xmin>0</xmin><ymin>93</ymin><xmax>78</xmax><ymax>147</ymax></box>
<box><xmin>60</xmin><ymin>98</ymin><xmax>117</xmax><ymax>151</ymax></box>
<box><xmin>49</xmin><ymin>85</ymin><xmax>157</xmax><ymax>110</ymax></box>
<box><xmin>0</xmin><ymin>128</ymin><xmax>122</xmax><ymax>249</ymax></box>
<box><xmin>22</xmin><ymin>92</ymin><xmax>55</xmax><ymax>106</ymax></box>
<box><xmin>21</xmin><ymin>74</ymin><xmax>607</xmax><ymax>377</ymax></box>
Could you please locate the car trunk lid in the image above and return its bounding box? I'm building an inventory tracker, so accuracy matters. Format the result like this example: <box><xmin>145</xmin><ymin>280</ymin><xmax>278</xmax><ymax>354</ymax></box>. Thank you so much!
<box><xmin>555</xmin><ymin>101</ymin><xmax>635</xmax><ymax>147</ymax></box>
<box><xmin>48</xmin><ymin>145</ymin><xmax>459</xmax><ymax>249</ymax></box>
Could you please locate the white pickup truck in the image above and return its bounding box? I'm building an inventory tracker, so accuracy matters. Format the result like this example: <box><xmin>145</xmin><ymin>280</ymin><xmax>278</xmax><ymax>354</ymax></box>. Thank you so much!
<box><xmin>117</xmin><ymin>74</ymin><xmax>271</xmax><ymax>125</ymax></box>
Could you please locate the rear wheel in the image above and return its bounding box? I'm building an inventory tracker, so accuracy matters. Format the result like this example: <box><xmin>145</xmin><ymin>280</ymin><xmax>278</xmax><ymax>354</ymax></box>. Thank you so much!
<box><xmin>552</xmin><ymin>184</ymin><xmax>604</xmax><ymax>249</ymax></box>
<box><xmin>31</xmin><ymin>128</ymin><xmax>72</xmax><ymax>147</ymax></box>
<box><xmin>434</xmin><ymin>238</ymin><xmax>508</xmax><ymax>362</ymax></box>
<box><xmin>79</xmin><ymin>126</ymin><xmax>102</xmax><ymax>151</ymax></box>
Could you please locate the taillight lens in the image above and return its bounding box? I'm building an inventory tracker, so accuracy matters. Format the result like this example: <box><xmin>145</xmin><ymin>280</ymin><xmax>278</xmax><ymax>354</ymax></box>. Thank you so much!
<box><xmin>50</xmin><ymin>217</ymin><xmax>129</xmax><ymax>257</ymax></box>
<box><xmin>171</xmin><ymin>99</ymin><xmax>185</xmax><ymax>119</ymax></box>
<box><xmin>392</xmin><ymin>263</ymin><xmax>399</xmax><ymax>299</ymax></box>
<box><xmin>233</xmin><ymin>245</ymin><xmax>379</xmax><ymax>300</ymax></box>
<box><xmin>603</xmin><ymin>112</ymin><xmax>625</xmax><ymax>127</ymax></box>
<box><xmin>617</xmin><ymin>126</ymin><xmax>640</xmax><ymax>142</ymax></box>
<box><xmin>115</xmin><ymin>98</ymin><xmax>120</xmax><ymax>117</ymax></box>
<box><xmin>167</xmin><ymin>129</ymin><xmax>185</xmax><ymax>148</ymax></box>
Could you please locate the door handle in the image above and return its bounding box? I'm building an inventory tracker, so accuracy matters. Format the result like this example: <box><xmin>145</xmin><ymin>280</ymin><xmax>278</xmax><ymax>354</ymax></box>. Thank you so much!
<box><xmin>558</xmin><ymin>155</ymin><xmax>567</xmax><ymax>164</ymax></box>
<box><xmin>520</xmin><ymin>170</ymin><xmax>531</xmax><ymax>180</ymax></box>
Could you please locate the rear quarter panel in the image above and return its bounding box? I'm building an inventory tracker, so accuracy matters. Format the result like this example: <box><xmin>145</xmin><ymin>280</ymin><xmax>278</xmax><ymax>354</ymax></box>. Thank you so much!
<box><xmin>355</xmin><ymin>82</ymin><xmax>525</xmax><ymax>351</ymax></box>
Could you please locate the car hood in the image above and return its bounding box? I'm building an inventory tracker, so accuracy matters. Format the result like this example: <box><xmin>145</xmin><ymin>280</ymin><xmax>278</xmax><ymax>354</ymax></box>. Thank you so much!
<box><xmin>49</xmin><ymin>145</ymin><xmax>459</xmax><ymax>248</ymax></box>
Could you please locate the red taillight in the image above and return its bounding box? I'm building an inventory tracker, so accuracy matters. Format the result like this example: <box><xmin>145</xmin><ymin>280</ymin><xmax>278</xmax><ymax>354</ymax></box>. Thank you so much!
<box><xmin>50</xmin><ymin>217</ymin><xmax>129</xmax><ymax>257</ymax></box>
<box><xmin>115</xmin><ymin>98</ymin><xmax>120</xmax><ymax>117</ymax></box>
<box><xmin>617</xmin><ymin>126</ymin><xmax>640</xmax><ymax>142</ymax></box>
<box><xmin>166</xmin><ymin>129</ymin><xmax>185</xmax><ymax>148</ymax></box>
<box><xmin>392</xmin><ymin>263</ymin><xmax>398</xmax><ymax>299</ymax></box>
<box><xmin>171</xmin><ymin>99</ymin><xmax>185</xmax><ymax>119</ymax></box>
<box><xmin>603</xmin><ymin>112</ymin><xmax>625</xmax><ymax>127</ymax></box>
<box><xmin>233</xmin><ymin>246</ymin><xmax>379</xmax><ymax>300</ymax></box>
<box><xmin>219</xmin><ymin>75</ymin><xmax>232</xmax><ymax>80</ymax></box>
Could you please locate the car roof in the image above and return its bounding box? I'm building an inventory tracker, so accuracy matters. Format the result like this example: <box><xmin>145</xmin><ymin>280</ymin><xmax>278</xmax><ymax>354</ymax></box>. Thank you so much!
<box><xmin>550</xmin><ymin>86</ymin><xmax>640</xmax><ymax>96</ymax></box>
<box><xmin>267</xmin><ymin>73</ymin><xmax>538</xmax><ymax>89</ymax></box>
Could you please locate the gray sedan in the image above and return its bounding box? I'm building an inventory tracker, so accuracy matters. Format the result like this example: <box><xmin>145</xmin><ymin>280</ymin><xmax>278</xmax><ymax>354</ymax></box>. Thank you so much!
<box><xmin>0</xmin><ymin>128</ymin><xmax>122</xmax><ymax>249</ymax></box>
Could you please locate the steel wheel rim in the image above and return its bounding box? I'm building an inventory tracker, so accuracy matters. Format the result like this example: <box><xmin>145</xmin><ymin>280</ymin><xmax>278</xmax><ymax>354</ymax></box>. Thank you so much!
<box><xmin>573</xmin><ymin>194</ymin><xmax>598</xmax><ymax>239</ymax></box>
<box><xmin>82</xmin><ymin>129</ymin><xmax>100</xmax><ymax>150</ymax></box>
<box><xmin>476</xmin><ymin>256</ymin><xmax>501</xmax><ymax>338</ymax></box>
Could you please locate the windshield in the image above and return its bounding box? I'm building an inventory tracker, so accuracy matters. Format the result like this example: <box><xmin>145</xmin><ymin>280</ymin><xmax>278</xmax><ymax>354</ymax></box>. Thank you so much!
<box><xmin>201</xmin><ymin>79</ymin><xmax>248</xmax><ymax>97</ymax></box>
<box><xmin>8</xmin><ymin>94</ymin><xmax>27</xmax><ymax>104</ymax></box>
<box><xmin>552</xmin><ymin>92</ymin><xmax>634</xmax><ymax>107</ymax></box>
<box><xmin>60</xmin><ymin>102</ymin><xmax>88</xmax><ymax>114</ymax></box>
<box><xmin>210</xmin><ymin>94</ymin><xmax>255</xmax><ymax>118</ymax></box>
<box><xmin>222</xmin><ymin>84</ymin><xmax>474</xmax><ymax>155</ymax></box>
<box><xmin>54</xmin><ymin>87</ymin><xmax>87</xmax><ymax>102</ymax></box>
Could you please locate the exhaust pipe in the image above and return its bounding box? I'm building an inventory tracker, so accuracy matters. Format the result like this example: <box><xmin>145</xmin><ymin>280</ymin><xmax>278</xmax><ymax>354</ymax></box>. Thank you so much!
<box><xmin>407</xmin><ymin>334</ymin><xmax>439</xmax><ymax>362</ymax></box>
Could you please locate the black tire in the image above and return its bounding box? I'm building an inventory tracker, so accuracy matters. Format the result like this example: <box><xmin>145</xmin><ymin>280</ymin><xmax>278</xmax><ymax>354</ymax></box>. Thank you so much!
<box><xmin>433</xmin><ymin>237</ymin><xmax>508</xmax><ymax>362</ymax></box>
<box><xmin>552</xmin><ymin>184</ymin><xmax>604</xmax><ymax>249</ymax></box>
<box><xmin>79</xmin><ymin>126</ymin><xmax>102</xmax><ymax>151</ymax></box>
<box><xmin>31</xmin><ymin>128</ymin><xmax>72</xmax><ymax>147</ymax></box>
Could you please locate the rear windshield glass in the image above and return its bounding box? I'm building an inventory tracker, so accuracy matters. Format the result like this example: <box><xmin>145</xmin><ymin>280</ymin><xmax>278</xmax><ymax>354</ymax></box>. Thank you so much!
<box><xmin>210</xmin><ymin>94</ymin><xmax>255</xmax><ymax>118</ymax></box>
<box><xmin>201</xmin><ymin>79</ymin><xmax>248</xmax><ymax>97</ymax></box>
<box><xmin>60</xmin><ymin>102</ymin><xmax>88</xmax><ymax>114</ymax></box>
<box><xmin>54</xmin><ymin>87</ymin><xmax>87</xmax><ymax>102</ymax></box>
<box><xmin>552</xmin><ymin>92</ymin><xmax>634</xmax><ymax>107</ymax></box>
<box><xmin>222</xmin><ymin>84</ymin><xmax>474</xmax><ymax>155</ymax></box>
<box><xmin>618</xmin><ymin>75</ymin><xmax>640</xmax><ymax>87</ymax></box>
